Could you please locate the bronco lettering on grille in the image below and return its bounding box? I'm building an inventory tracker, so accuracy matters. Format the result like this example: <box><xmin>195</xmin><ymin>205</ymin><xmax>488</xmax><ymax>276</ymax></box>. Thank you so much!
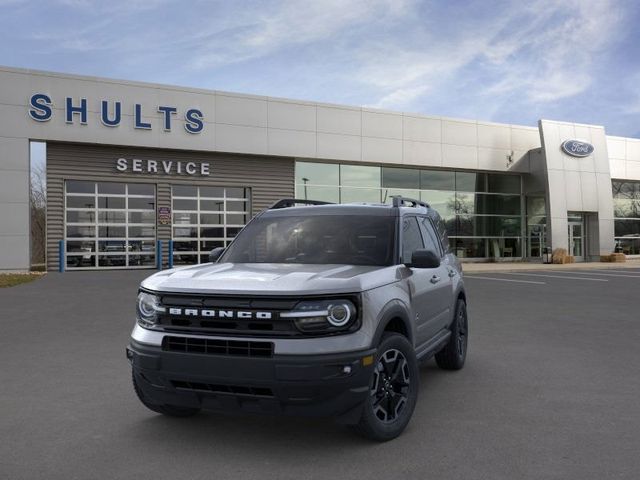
<box><xmin>167</xmin><ymin>307</ymin><xmax>273</xmax><ymax>320</ymax></box>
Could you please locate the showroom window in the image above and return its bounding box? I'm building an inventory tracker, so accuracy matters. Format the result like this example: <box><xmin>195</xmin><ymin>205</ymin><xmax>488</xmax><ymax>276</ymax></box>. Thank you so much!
<box><xmin>526</xmin><ymin>196</ymin><xmax>547</xmax><ymax>258</ymax></box>
<box><xmin>612</xmin><ymin>180</ymin><xmax>640</xmax><ymax>255</ymax></box>
<box><xmin>295</xmin><ymin>161</ymin><xmax>523</xmax><ymax>258</ymax></box>
<box><xmin>65</xmin><ymin>181</ymin><xmax>156</xmax><ymax>269</ymax></box>
<box><xmin>171</xmin><ymin>186</ymin><xmax>250</xmax><ymax>265</ymax></box>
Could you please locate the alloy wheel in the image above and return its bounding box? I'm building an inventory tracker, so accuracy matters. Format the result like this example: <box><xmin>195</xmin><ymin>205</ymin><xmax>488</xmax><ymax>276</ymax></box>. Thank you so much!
<box><xmin>370</xmin><ymin>348</ymin><xmax>410</xmax><ymax>423</ymax></box>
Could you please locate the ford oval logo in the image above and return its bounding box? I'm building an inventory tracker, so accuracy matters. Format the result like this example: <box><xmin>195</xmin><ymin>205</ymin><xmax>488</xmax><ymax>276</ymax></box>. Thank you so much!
<box><xmin>561</xmin><ymin>139</ymin><xmax>594</xmax><ymax>157</ymax></box>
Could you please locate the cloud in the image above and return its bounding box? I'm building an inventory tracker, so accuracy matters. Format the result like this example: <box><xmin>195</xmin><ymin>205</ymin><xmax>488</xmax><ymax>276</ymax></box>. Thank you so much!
<box><xmin>2</xmin><ymin>0</ymin><xmax>637</xmax><ymax>135</ymax></box>
<box><xmin>188</xmin><ymin>0</ymin><xmax>413</xmax><ymax>70</ymax></box>
<box><xmin>356</xmin><ymin>0</ymin><xmax>624</xmax><ymax>111</ymax></box>
<box><xmin>485</xmin><ymin>0</ymin><xmax>623</xmax><ymax>102</ymax></box>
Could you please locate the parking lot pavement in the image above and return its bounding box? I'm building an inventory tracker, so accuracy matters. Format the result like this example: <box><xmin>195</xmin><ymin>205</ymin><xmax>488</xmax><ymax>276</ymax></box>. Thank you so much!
<box><xmin>2</xmin><ymin>270</ymin><xmax>640</xmax><ymax>480</ymax></box>
<box><xmin>465</xmin><ymin>266</ymin><xmax>640</xmax><ymax>285</ymax></box>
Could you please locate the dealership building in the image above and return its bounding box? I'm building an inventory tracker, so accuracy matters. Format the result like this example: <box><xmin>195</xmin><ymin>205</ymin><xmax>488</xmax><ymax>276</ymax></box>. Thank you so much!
<box><xmin>1</xmin><ymin>65</ymin><xmax>639</xmax><ymax>272</ymax></box>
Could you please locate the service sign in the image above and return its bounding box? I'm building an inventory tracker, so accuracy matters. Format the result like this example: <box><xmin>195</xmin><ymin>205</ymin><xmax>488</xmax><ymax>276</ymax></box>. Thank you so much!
<box><xmin>116</xmin><ymin>157</ymin><xmax>210</xmax><ymax>176</ymax></box>
<box><xmin>561</xmin><ymin>139</ymin><xmax>594</xmax><ymax>157</ymax></box>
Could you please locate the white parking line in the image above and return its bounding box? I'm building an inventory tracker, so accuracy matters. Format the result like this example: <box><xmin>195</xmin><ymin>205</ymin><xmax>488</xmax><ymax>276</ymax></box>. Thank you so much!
<box><xmin>500</xmin><ymin>272</ymin><xmax>608</xmax><ymax>282</ymax></box>
<box><xmin>552</xmin><ymin>271</ymin><xmax>640</xmax><ymax>278</ymax></box>
<box><xmin>465</xmin><ymin>275</ymin><xmax>545</xmax><ymax>285</ymax></box>
<box><xmin>578</xmin><ymin>269</ymin><xmax>640</xmax><ymax>275</ymax></box>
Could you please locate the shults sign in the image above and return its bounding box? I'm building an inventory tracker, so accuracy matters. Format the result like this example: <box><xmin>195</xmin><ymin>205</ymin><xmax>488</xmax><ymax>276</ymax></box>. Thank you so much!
<box><xmin>28</xmin><ymin>93</ymin><xmax>204</xmax><ymax>133</ymax></box>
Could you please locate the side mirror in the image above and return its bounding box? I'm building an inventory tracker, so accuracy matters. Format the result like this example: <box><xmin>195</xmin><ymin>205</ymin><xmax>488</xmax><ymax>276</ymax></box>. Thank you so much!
<box><xmin>407</xmin><ymin>249</ymin><xmax>440</xmax><ymax>269</ymax></box>
<box><xmin>208</xmin><ymin>247</ymin><xmax>225</xmax><ymax>263</ymax></box>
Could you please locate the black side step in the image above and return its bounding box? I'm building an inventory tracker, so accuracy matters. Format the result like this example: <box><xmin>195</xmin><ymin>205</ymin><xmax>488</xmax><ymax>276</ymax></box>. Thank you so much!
<box><xmin>415</xmin><ymin>329</ymin><xmax>451</xmax><ymax>363</ymax></box>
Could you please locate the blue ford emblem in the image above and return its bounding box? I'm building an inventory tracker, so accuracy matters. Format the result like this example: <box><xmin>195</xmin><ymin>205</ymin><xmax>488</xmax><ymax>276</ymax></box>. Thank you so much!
<box><xmin>561</xmin><ymin>139</ymin><xmax>594</xmax><ymax>157</ymax></box>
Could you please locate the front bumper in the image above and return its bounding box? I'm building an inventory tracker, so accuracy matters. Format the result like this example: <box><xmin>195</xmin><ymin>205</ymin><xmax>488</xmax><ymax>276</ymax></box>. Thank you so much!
<box><xmin>128</xmin><ymin>339</ymin><xmax>376</xmax><ymax>422</ymax></box>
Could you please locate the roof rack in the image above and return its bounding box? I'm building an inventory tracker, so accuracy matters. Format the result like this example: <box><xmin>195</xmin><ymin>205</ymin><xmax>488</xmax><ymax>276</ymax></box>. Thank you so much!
<box><xmin>391</xmin><ymin>196</ymin><xmax>430</xmax><ymax>209</ymax></box>
<box><xmin>269</xmin><ymin>198</ymin><xmax>334</xmax><ymax>209</ymax></box>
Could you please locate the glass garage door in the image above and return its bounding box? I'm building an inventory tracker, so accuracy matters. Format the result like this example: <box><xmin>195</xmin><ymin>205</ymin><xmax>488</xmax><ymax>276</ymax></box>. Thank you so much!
<box><xmin>65</xmin><ymin>181</ymin><xmax>156</xmax><ymax>269</ymax></box>
<box><xmin>172</xmin><ymin>186</ymin><xmax>250</xmax><ymax>265</ymax></box>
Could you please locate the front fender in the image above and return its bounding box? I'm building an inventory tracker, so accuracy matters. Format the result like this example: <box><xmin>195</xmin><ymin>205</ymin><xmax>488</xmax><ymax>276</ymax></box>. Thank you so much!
<box><xmin>370</xmin><ymin>299</ymin><xmax>414</xmax><ymax>348</ymax></box>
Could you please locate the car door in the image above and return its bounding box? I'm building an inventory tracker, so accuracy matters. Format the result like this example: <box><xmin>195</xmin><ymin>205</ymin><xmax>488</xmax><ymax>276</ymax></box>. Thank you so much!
<box><xmin>418</xmin><ymin>216</ymin><xmax>453</xmax><ymax>333</ymax></box>
<box><xmin>401</xmin><ymin>216</ymin><xmax>450</xmax><ymax>347</ymax></box>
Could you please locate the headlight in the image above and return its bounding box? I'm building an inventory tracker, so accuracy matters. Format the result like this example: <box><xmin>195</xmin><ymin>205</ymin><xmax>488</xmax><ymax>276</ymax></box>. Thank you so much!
<box><xmin>282</xmin><ymin>299</ymin><xmax>357</xmax><ymax>334</ymax></box>
<box><xmin>136</xmin><ymin>291</ymin><xmax>164</xmax><ymax>327</ymax></box>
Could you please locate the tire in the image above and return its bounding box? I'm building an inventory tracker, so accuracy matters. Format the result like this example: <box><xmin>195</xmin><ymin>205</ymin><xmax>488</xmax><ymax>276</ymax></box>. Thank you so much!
<box><xmin>354</xmin><ymin>333</ymin><xmax>419</xmax><ymax>442</ymax></box>
<box><xmin>435</xmin><ymin>298</ymin><xmax>468</xmax><ymax>371</ymax></box>
<box><xmin>132</xmin><ymin>370</ymin><xmax>201</xmax><ymax>418</ymax></box>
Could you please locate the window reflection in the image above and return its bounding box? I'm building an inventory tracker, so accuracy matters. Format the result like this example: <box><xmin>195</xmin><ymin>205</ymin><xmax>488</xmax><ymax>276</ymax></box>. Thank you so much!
<box><xmin>296</xmin><ymin>161</ymin><xmax>524</xmax><ymax>258</ymax></box>
<box><xmin>295</xmin><ymin>162</ymin><xmax>339</xmax><ymax>186</ymax></box>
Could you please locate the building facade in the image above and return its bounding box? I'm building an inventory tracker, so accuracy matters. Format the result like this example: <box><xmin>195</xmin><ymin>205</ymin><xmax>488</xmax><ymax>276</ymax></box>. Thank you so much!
<box><xmin>1</xmin><ymin>66</ymin><xmax>639</xmax><ymax>272</ymax></box>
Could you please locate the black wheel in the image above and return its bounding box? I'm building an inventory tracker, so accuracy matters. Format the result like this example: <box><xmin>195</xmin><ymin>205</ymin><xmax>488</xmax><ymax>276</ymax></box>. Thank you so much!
<box><xmin>435</xmin><ymin>298</ymin><xmax>468</xmax><ymax>370</ymax></box>
<box><xmin>132</xmin><ymin>370</ymin><xmax>200</xmax><ymax>417</ymax></box>
<box><xmin>354</xmin><ymin>333</ymin><xmax>419</xmax><ymax>441</ymax></box>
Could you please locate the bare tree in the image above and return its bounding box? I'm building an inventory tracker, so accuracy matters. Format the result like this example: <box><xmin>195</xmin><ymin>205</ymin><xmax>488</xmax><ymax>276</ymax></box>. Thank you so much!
<box><xmin>30</xmin><ymin>163</ymin><xmax>46</xmax><ymax>269</ymax></box>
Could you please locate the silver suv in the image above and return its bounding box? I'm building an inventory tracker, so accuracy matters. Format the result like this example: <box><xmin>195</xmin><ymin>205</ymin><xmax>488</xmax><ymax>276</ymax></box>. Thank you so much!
<box><xmin>127</xmin><ymin>196</ymin><xmax>468</xmax><ymax>441</ymax></box>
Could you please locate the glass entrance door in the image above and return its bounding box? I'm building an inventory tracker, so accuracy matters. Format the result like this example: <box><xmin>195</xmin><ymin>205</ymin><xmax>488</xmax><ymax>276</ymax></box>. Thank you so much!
<box><xmin>567</xmin><ymin>214</ymin><xmax>584</xmax><ymax>261</ymax></box>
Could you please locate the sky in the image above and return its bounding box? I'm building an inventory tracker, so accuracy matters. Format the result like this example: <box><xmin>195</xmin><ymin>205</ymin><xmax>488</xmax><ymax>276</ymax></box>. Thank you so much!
<box><xmin>1</xmin><ymin>0</ymin><xmax>640</xmax><ymax>137</ymax></box>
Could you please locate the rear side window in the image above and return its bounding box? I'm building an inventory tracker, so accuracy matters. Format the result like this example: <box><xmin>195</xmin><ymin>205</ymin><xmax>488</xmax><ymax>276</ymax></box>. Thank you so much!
<box><xmin>419</xmin><ymin>217</ymin><xmax>442</xmax><ymax>257</ymax></box>
<box><xmin>402</xmin><ymin>217</ymin><xmax>424</xmax><ymax>264</ymax></box>
<box><xmin>430</xmin><ymin>212</ymin><xmax>450</xmax><ymax>253</ymax></box>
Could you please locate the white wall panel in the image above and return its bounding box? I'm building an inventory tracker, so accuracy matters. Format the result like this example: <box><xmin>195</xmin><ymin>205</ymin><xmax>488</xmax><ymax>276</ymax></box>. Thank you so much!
<box><xmin>477</xmin><ymin>124</ymin><xmax>511</xmax><ymax>149</ymax></box>
<box><xmin>606</xmin><ymin>137</ymin><xmax>626</xmax><ymax>159</ymax></box>
<box><xmin>402</xmin><ymin>140</ymin><xmax>442</xmax><ymax>167</ymax></box>
<box><xmin>268</xmin><ymin>101</ymin><xmax>316</xmax><ymax>132</ymax></box>
<box><xmin>442</xmin><ymin>144</ymin><xmax>478</xmax><ymax>169</ymax></box>
<box><xmin>362</xmin><ymin>137</ymin><xmax>402</xmax><ymax>164</ymax></box>
<box><xmin>402</xmin><ymin>116</ymin><xmax>441</xmax><ymax>143</ymax></box>
<box><xmin>317</xmin><ymin>133</ymin><xmax>361</xmax><ymax>161</ymax></box>
<box><xmin>442</xmin><ymin>120</ymin><xmax>477</xmax><ymax>147</ymax></box>
<box><xmin>268</xmin><ymin>128</ymin><xmax>316</xmax><ymax>157</ymax></box>
<box><xmin>362</xmin><ymin>111</ymin><xmax>402</xmax><ymax>139</ymax></box>
<box><xmin>215</xmin><ymin>94</ymin><xmax>267</xmax><ymax>127</ymax></box>
<box><xmin>215</xmin><ymin>124</ymin><xmax>267</xmax><ymax>154</ymax></box>
<box><xmin>626</xmin><ymin>139</ymin><xmax>640</xmax><ymax>161</ymax></box>
<box><xmin>317</xmin><ymin>106</ymin><xmax>361</xmax><ymax>136</ymax></box>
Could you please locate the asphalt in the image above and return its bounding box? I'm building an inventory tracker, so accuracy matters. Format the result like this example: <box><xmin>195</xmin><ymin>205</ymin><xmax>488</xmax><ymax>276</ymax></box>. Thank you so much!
<box><xmin>1</xmin><ymin>267</ymin><xmax>640</xmax><ymax>480</ymax></box>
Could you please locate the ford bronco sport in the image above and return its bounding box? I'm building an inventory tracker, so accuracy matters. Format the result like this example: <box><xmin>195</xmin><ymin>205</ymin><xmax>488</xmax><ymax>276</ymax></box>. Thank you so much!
<box><xmin>127</xmin><ymin>196</ymin><xmax>468</xmax><ymax>441</ymax></box>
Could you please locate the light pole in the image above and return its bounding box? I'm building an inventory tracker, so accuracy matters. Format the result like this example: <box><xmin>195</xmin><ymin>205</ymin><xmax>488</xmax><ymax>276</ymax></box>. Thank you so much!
<box><xmin>302</xmin><ymin>177</ymin><xmax>309</xmax><ymax>200</ymax></box>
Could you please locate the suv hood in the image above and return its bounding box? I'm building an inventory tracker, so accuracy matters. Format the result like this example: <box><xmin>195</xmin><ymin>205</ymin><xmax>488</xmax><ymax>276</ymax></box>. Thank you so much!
<box><xmin>141</xmin><ymin>262</ymin><xmax>400</xmax><ymax>295</ymax></box>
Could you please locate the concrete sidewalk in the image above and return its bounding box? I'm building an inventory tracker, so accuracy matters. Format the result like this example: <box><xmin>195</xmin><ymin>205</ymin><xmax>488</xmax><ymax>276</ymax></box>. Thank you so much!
<box><xmin>461</xmin><ymin>258</ymin><xmax>640</xmax><ymax>273</ymax></box>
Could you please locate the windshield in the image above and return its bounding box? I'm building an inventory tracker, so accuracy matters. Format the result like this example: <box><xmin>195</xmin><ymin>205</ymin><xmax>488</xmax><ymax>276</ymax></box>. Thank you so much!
<box><xmin>220</xmin><ymin>214</ymin><xmax>396</xmax><ymax>266</ymax></box>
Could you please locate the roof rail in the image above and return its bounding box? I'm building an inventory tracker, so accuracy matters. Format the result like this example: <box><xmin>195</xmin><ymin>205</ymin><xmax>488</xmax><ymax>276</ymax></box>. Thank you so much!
<box><xmin>269</xmin><ymin>198</ymin><xmax>334</xmax><ymax>209</ymax></box>
<box><xmin>391</xmin><ymin>196</ymin><xmax>430</xmax><ymax>209</ymax></box>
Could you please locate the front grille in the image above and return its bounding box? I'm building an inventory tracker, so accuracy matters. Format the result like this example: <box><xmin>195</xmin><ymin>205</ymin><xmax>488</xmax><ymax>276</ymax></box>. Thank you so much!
<box><xmin>153</xmin><ymin>293</ymin><xmax>361</xmax><ymax>338</ymax></box>
<box><xmin>171</xmin><ymin>380</ymin><xmax>274</xmax><ymax>397</ymax></box>
<box><xmin>157</xmin><ymin>294</ymin><xmax>300</xmax><ymax>337</ymax></box>
<box><xmin>162</xmin><ymin>336</ymin><xmax>274</xmax><ymax>358</ymax></box>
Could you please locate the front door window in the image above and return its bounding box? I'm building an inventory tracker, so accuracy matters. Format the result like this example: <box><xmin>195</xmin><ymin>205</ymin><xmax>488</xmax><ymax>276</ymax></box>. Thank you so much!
<box><xmin>567</xmin><ymin>213</ymin><xmax>584</xmax><ymax>260</ymax></box>
<box><xmin>569</xmin><ymin>223</ymin><xmax>583</xmax><ymax>257</ymax></box>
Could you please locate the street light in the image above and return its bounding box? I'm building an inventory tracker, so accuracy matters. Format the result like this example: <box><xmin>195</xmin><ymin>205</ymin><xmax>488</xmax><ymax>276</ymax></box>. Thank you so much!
<box><xmin>302</xmin><ymin>177</ymin><xmax>309</xmax><ymax>200</ymax></box>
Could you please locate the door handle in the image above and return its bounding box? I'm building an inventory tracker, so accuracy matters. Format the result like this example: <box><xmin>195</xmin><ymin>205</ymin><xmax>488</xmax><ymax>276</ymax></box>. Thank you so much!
<box><xmin>430</xmin><ymin>275</ymin><xmax>441</xmax><ymax>284</ymax></box>
<box><xmin>448</xmin><ymin>269</ymin><xmax>457</xmax><ymax>278</ymax></box>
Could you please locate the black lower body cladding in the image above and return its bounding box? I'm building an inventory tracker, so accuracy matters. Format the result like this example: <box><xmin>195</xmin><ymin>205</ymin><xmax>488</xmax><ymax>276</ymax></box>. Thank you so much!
<box><xmin>128</xmin><ymin>339</ymin><xmax>376</xmax><ymax>422</ymax></box>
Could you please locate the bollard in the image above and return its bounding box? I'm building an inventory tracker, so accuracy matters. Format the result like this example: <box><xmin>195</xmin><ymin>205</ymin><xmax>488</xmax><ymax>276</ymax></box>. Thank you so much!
<box><xmin>59</xmin><ymin>240</ymin><xmax>65</xmax><ymax>272</ymax></box>
<box><xmin>168</xmin><ymin>240</ymin><xmax>174</xmax><ymax>269</ymax></box>
<box><xmin>156</xmin><ymin>240</ymin><xmax>163</xmax><ymax>270</ymax></box>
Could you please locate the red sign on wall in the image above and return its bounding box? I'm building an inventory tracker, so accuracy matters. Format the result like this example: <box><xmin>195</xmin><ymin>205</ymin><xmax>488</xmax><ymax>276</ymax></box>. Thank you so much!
<box><xmin>158</xmin><ymin>206</ymin><xmax>171</xmax><ymax>225</ymax></box>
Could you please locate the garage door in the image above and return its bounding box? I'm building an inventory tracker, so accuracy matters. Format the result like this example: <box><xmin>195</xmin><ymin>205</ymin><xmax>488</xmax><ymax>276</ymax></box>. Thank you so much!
<box><xmin>171</xmin><ymin>186</ymin><xmax>250</xmax><ymax>265</ymax></box>
<box><xmin>65</xmin><ymin>180</ymin><xmax>156</xmax><ymax>269</ymax></box>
